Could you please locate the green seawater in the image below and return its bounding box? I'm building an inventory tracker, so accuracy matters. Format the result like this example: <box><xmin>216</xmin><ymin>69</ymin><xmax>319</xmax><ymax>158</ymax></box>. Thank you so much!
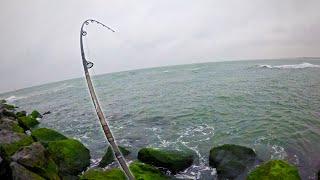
<box><xmin>2</xmin><ymin>59</ymin><xmax>320</xmax><ymax>179</ymax></box>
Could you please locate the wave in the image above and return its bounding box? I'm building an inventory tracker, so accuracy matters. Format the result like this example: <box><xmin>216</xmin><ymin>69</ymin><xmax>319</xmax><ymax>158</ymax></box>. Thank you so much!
<box><xmin>258</xmin><ymin>63</ymin><xmax>320</xmax><ymax>69</ymax></box>
<box><xmin>5</xmin><ymin>95</ymin><xmax>26</xmax><ymax>103</ymax></box>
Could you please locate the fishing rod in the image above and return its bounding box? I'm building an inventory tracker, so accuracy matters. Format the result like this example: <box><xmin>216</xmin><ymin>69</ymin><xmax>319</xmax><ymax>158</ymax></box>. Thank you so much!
<box><xmin>80</xmin><ymin>19</ymin><xmax>135</xmax><ymax>180</ymax></box>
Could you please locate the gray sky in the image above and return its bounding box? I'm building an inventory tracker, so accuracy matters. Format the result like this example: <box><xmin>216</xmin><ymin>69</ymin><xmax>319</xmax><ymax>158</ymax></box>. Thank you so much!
<box><xmin>1</xmin><ymin>0</ymin><xmax>320</xmax><ymax>93</ymax></box>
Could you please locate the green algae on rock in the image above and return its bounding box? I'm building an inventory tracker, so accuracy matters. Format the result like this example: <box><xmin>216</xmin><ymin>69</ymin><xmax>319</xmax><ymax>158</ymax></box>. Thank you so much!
<box><xmin>138</xmin><ymin>148</ymin><xmax>193</xmax><ymax>174</ymax></box>
<box><xmin>16</xmin><ymin>111</ymin><xmax>27</xmax><ymax>117</ymax></box>
<box><xmin>98</xmin><ymin>146</ymin><xmax>131</xmax><ymax>168</ymax></box>
<box><xmin>80</xmin><ymin>168</ymin><xmax>126</xmax><ymax>180</ymax></box>
<box><xmin>31</xmin><ymin>128</ymin><xmax>67</xmax><ymax>146</ymax></box>
<box><xmin>247</xmin><ymin>160</ymin><xmax>300</xmax><ymax>180</ymax></box>
<box><xmin>47</xmin><ymin>139</ymin><xmax>90</xmax><ymax>176</ymax></box>
<box><xmin>11</xmin><ymin>142</ymin><xmax>60</xmax><ymax>180</ymax></box>
<box><xmin>130</xmin><ymin>161</ymin><xmax>170</xmax><ymax>180</ymax></box>
<box><xmin>18</xmin><ymin>115</ymin><xmax>39</xmax><ymax>130</ymax></box>
<box><xmin>209</xmin><ymin>144</ymin><xmax>257</xmax><ymax>179</ymax></box>
<box><xmin>0</xmin><ymin>117</ymin><xmax>24</xmax><ymax>133</ymax></box>
<box><xmin>0</xmin><ymin>130</ymin><xmax>34</xmax><ymax>156</ymax></box>
<box><xmin>10</xmin><ymin>162</ymin><xmax>45</xmax><ymax>180</ymax></box>
<box><xmin>30</xmin><ymin>110</ymin><xmax>43</xmax><ymax>119</ymax></box>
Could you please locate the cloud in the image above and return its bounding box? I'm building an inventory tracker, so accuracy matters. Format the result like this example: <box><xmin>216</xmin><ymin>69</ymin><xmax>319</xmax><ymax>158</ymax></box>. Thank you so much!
<box><xmin>0</xmin><ymin>0</ymin><xmax>320</xmax><ymax>93</ymax></box>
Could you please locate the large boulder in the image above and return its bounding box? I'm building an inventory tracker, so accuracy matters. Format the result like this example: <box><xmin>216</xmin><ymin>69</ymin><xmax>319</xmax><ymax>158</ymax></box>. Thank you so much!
<box><xmin>80</xmin><ymin>168</ymin><xmax>126</xmax><ymax>180</ymax></box>
<box><xmin>98</xmin><ymin>146</ymin><xmax>131</xmax><ymax>168</ymax></box>
<box><xmin>130</xmin><ymin>161</ymin><xmax>170</xmax><ymax>179</ymax></box>
<box><xmin>10</xmin><ymin>162</ymin><xmax>45</xmax><ymax>180</ymax></box>
<box><xmin>47</xmin><ymin>139</ymin><xmax>90</xmax><ymax>176</ymax></box>
<box><xmin>0</xmin><ymin>130</ymin><xmax>33</xmax><ymax>156</ymax></box>
<box><xmin>138</xmin><ymin>148</ymin><xmax>193</xmax><ymax>174</ymax></box>
<box><xmin>11</xmin><ymin>142</ymin><xmax>59</xmax><ymax>180</ymax></box>
<box><xmin>247</xmin><ymin>160</ymin><xmax>300</xmax><ymax>180</ymax></box>
<box><xmin>209</xmin><ymin>144</ymin><xmax>257</xmax><ymax>179</ymax></box>
<box><xmin>31</xmin><ymin>128</ymin><xmax>67</xmax><ymax>146</ymax></box>
<box><xmin>0</xmin><ymin>117</ymin><xmax>24</xmax><ymax>133</ymax></box>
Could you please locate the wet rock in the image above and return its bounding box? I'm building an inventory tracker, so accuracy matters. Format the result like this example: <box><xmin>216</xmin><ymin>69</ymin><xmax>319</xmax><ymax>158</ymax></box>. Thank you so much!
<box><xmin>247</xmin><ymin>160</ymin><xmax>300</xmax><ymax>180</ymax></box>
<box><xmin>3</xmin><ymin>104</ymin><xmax>17</xmax><ymax>111</ymax></box>
<box><xmin>31</xmin><ymin>128</ymin><xmax>67</xmax><ymax>146</ymax></box>
<box><xmin>80</xmin><ymin>168</ymin><xmax>126</xmax><ymax>180</ymax></box>
<box><xmin>130</xmin><ymin>161</ymin><xmax>170</xmax><ymax>179</ymax></box>
<box><xmin>0</xmin><ymin>130</ymin><xmax>33</xmax><ymax>156</ymax></box>
<box><xmin>16</xmin><ymin>111</ymin><xmax>27</xmax><ymax>117</ymax></box>
<box><xmin>11</xmin><ymin>142</ymin><xmax>59</xmax><ymax>180</ymax></box>
<box><xmin>138</xmin><ymin>148</ymin><xmax>193</xmax><ymax>174</ymax></box>
<box><xmin>209</xmin><ymin>144</ymin><xmax>257</xmax><ymax>179</ymax></box>
<box><xmin>98</xmin><ymin>146</ymin><xmax>131</xmax><ymax>168</ymax></box>
<box><xmin>30</xmin><ymin>110</ymin><xmax>42</xmax><ymax>119</ymax></box>
<box><xmin>0</xmin><ymin>155</ymin><xmax>12</xmax><ymax>179</ymax></box>
<box><xmin>43</xmin><ymin>111</ymin><xmax>51</xmax><ymax>115</ymax></box>
<box><xmin>2</xmin><ymin>109</ymin><xmax>17</xmax><ymax>119</ymax></box>
<box><xmin>10</xmin><ymin>162</ymin><xmax>44</xmax><ymax>180</ymax></box>
<box><xmin>47</xmin><ymin>139</ymin><xmax>90</xmax><ymax>176</ymax></box>
<box><xmin>17</xmin><ymin>115</ymin><xmax>39</xmax><ymax>130</ymax></box>
<box><xmin>0</xmin><ymin>118</ymin><xmax>24</xmax><ymax>133</ymax></box>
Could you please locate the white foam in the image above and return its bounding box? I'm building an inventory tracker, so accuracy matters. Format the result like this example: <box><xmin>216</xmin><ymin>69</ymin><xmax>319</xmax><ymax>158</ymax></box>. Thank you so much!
<box><xmin>5</xmin><ymin>95</ymin><xmax>25</xmax><ymax>103</ymax></box>
<box><xmin>258</xmin><ymin>62</ymin><xmax>320</xmax><ymax>69</ymax></box>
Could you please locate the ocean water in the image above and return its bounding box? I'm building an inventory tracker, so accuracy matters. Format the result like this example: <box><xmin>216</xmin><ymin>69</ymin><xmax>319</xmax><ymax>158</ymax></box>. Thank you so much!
<box><xmin>1</xmin><ymin>59</ymin><xmax>320</xmax><ymax>179</ymax></box>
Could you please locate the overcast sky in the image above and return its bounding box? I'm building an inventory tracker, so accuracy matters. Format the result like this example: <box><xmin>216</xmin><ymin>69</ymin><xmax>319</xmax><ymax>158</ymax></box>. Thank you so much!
<box><xmin>1</xmin><ymin>0</ymin><xmax>320</xmax><ymax>93</ymax></box>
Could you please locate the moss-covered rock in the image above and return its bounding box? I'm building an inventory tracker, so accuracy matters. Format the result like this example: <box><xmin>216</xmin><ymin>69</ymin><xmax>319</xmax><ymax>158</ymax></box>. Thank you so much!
<box><xmin>31</xmin><ymin>128</ymin><xmax>67</xmax><ymax>146</ymax></box>
<box><xmin>209</xmin><ymin>144</ymin><xmax>257</xmax><ymax>179</ymax></box>
<box><xmin>98</xmin><ymin>146</ymin><xmax>131</xmax><ymax>168</ymax></box>
<box><xmin>0</xmin><ymin>117</ymin><xmax>24</xmax><ymax>133</ymax></box>
<box><xmin>130</xmin><ymin>161</ymin><xmax>170</xmax><ymax>180</ymax></box>
<box><xmin>10</xmin><ymin>162</ymin><xmax>45</xmax><ymax>180</ymax></box>
<box><xmin>11</xmin><ymin>142</ymin><xmax>60</xmax><ymax>180</ymax></box>
<box><xmin>0</xmin><ymin>130</ymin><xmax>34</xmax><ymax>156</ymax></box>
<box><xmin>31</xmin><ymin>110</ymin><xmax>42</xmax><ymax>119</ymax></box>
<box><xmin>138</xmin><ymin>148</ymin><xmax>193</xmax><ymax>174</ymax></box>
<box><xmin>3</xmin><ymin>104</ymin><xmax>17</xmax><ymax>110</ymax></box>
<box><xmin>80</xmin><ymin>168</ymin><xmax>126</xmax><ymax>180</ymax></box>
<box><xmin>47</xmin><ymin>139</ymin><xmax>90</xmax><ymax>176</ymax></box>
<box><xmin>2</xmin><ymin>109</ymin><xmax>17</xmax><ymax>118</ymax></box>
<box><xmin>16</xmin><ymin>111</ymin><xmax>27</xmax><ymax>117</ymax></box>
<box><xmin>18</xmin><ymin>115</ymin><xmax>39</xmax><ymax>130</ymax></box>
<box><xmin>247</xmin><ymin>160</ymin><xmax>300</xmax><ymax>180</ymax></box>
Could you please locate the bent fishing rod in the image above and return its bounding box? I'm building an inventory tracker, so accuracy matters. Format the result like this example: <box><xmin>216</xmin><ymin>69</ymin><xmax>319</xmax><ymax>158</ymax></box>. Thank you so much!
<box><xmin>80</xmin><ymin>19</ymin><xmax>135</xmax><ymax>180</ymax></box>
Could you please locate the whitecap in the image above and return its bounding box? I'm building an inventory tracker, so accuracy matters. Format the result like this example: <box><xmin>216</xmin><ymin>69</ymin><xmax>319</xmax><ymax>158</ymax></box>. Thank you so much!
<box><xmin>5</xmin><ymin>95</ymin><xmax>25</xmax><ymax>103</ymax></box>
<box><xmin>258</xmin><ymin>62</ymin><xmax>320</xmax><ymax>69</ymax></box>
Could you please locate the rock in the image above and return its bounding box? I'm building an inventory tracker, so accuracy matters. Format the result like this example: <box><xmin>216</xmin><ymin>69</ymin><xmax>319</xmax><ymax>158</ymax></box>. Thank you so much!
<box><xmin>0</xmin><ymin>130</ymin><xmax>34</xmax><ymax>156</ymax></box>
<box><xmin>11</xmin><ymin>142</ymin><xmax>60</xmax><ymax>180</ymax></box>
<box><xmin>17</xmin><ymin>115</ymin><xmax>39</xmax><ymax>130</ymax></box>
<box><xmin>130</xmin><ymin>161</ymin><xmax>170</xmax><ymax>179</ymax></box>
<box><xmin>0</xmin><ymin>118</ymin><xmax>24</xmax><ymax>133</ymax></box>
<box><xmin>3</xmin><ymin>104</ymin><xmax>17</xmax><ymax>110</ymax></box>
<box><xmin>31</xmin><ymin>128</ymin><xmax>67</xmax><ymax>146</ymax></box>
<box><xmin>138</xmin><ymin>148</ymin><xmax>193</xmax><ymax>174</ymax></box>
<box><xmin>10</xmin><ymin>162</ymin><xmax>45</xmax><ymax>180</ymax></box>
<box><xmin>43</xmin><ymin>111</ymin><xmax>51</xmax><ymax>115</ymax></box>
<box><xmin>47</xmin><ymin>139</ymin><xmax>90</xmax><ymax>176</ymax></box>
<box><xmin>209</xmin><ymin>144</ymin><xmax>257</xmax><ymax>179</ymax></box>
<box><xmin>247</xmin><ymin>160</ymin><xmax>301</xmax><ymax>180</ymax></box>
<box><xmin>16</xmin><ymin>111</ymin><xmax>27</xmax><ymax>117</ymax></box>
<box><xmin>2</xmin><ymin>109</ymin><xmax>17</xmax><ymax>118</ymax></box>
<box><xmin>0</xmin><ymin>155</ymin><xmax>12</xmax><ymax>179</ymax></box>
<box><xmin>98</xmin><ymin>146</ymin><xmax>131</xmax><ymax>168</ymax></box>
<box><xmin>30</xmin><ymin>110</ymin><xmax>42</xmax><ymax>119</ymax></box>
<box><xmin>80</xmin><ymin>168</ymin><xmax>126</xmax><ymax>180</ymax></box>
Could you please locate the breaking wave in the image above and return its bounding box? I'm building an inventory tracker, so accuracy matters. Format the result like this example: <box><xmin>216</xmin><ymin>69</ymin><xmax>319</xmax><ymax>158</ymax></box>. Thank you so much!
<box><xmin>258</xmin><ymin>62</ymin><xmax>320</xmax><ymax>69</ymax></box>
